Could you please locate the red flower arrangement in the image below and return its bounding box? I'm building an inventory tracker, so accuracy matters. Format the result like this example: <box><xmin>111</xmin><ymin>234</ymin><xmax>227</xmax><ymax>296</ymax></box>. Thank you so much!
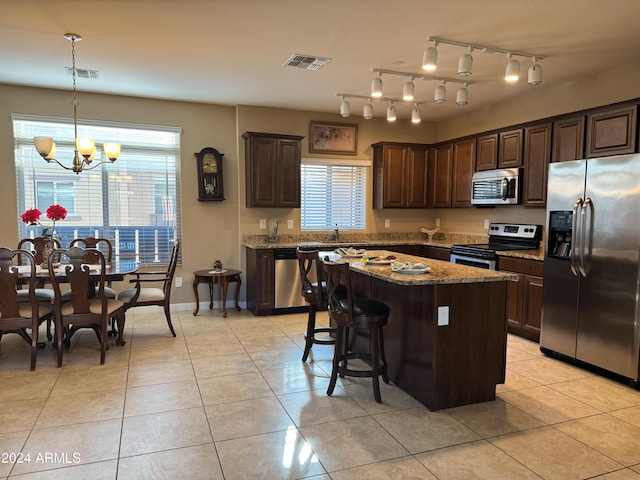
<box><xmin>20</xmin><ymin>204</ymin><xmax>67</xmax><ymax>241</ymax></box>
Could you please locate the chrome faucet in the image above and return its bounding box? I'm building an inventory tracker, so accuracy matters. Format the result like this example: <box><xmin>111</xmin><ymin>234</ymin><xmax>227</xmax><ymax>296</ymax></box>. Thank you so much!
<box><xmin>333</xmin><ymin>224</ymin><xmax>339</xmax><ymax>242</ymax></box>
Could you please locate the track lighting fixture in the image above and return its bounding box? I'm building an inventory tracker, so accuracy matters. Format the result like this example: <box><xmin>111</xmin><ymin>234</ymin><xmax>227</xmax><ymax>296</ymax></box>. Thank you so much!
<box><xmin>402</xmin><ymin>78</ymin><xmax>415</xmax><ymax>101</ymax></box>
<box><xmin>457</xmin><ymin>47</ymin><xmax>473</xmax><ymax>77</ymax></box>
<box><xmin>386</xmin><ymin>102</ymin><xmax>397</xmax><ymax>121</ymax></box>
<box><xmin>339</xmin><ymin>96</ymin><xmax>350</xmax><ymax>117</ymax></box>
<box><xmin>422</xmin><ymin>40</ymin><xmax>438</xmax><ymax>71</ymax></box>
<box><xmin>411</xmin><ymin>104</ymin><xmax>421</xmax><ymax>123</ymax></box>
<box><xmin>505</xmin><ymin>52</ymin><xmax>520</xmax><ymax>82</ymax></box>
<box><xmin>456</xmin><ymin>83</ymin><xmax>469</xmax><ymax>106</ymax></box>
<box><xmin>371</xmin><ymin>72</ymin><xmax>383</xmax><ymax>97</ymax></box>
<box><xmin>434</xmin><ymin>81</ymin><xmax>447</xmax><ymax>104</ymax></box>
<box><xmin>528</xmin><ymin>57</ymin><xmax>542</xmax><ymax>86</ymax></box>
<box><xmin>363</xmin><ymin>100</ymin><xmax>373</xmax><ymax>120</ymax></box>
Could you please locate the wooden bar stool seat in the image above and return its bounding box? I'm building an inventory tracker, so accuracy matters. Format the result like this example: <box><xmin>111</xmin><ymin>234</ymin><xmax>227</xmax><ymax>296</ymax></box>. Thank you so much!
<box><xmin>322</xmin><ymin>259</ymin><xmax>390</xmax><ymax>403</ymax></box>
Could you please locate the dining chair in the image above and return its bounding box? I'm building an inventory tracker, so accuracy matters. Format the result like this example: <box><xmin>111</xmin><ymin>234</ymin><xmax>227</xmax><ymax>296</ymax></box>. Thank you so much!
<box><xmin>48</xmin><ymin>246</ymin><xmax>125</xmax><ymax>367</ymax></box>
<box><xmin>322</xmin><ymin>259</ymin><xmax>390</xmax><ymax>403</ymax></box>
<box><xmin>296</xmin><ymin>248</ymin><xmax>336</xmax><ymax>362</ymax></box>
<box><xmin>117</xmin><ymin>240</ymin><xmax>180</xmax><ymax>337</ymax></box>
<box><xmin>66</xmin><ymin>237</ymin><xmax>116</xmax><ymax>299</ymax></box>
<box><xmin>0</xmin><ymin>248</ymin><xmax>53</xmax><ymax>370</ymax></box>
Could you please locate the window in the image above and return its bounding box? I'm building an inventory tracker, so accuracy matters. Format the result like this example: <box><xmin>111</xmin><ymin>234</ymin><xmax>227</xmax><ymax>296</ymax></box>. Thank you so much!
<box><xmin>13</xmin><ymin>114</ymin><xmax>181</xmax><ymax>265</ymax></box>
<box><xmin>300</xmin><ymin>159</ymin><xmax>368</xmax><ymax>231</ymax></box>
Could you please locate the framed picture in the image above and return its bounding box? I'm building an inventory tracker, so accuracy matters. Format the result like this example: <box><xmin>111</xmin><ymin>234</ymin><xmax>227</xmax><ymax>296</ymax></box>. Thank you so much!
<box><xmin>309</xmin><ymin>121</ymin><xmax>358</xmax><ymax>155</ymax></box>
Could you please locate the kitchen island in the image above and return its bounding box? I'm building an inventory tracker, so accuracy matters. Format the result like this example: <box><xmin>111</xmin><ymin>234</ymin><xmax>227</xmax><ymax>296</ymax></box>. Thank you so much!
<box><xmin>333</xmin><ymin>250</ymin><xmax>517</xmax><ymax>411</ymax></box>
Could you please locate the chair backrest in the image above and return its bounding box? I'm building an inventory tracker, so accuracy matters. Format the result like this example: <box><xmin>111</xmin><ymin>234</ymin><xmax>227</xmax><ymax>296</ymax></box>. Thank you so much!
<box><xmin>296</xmin><ymin>249</ymin><xmax>322</xmax><ymax>304</ymax></box>
<box><xmin>49</xmin><ymin>246</ymin><xmax>108</xmax><ymax>315</ymax></box>
<box><xmin>321</xmin><ymin>260</ymin><xmax>354</xmax><ymax>325</ymax></box>
<box><xmin>70</xmin><ymin>237</ymin><xmax>113</xmax><ymax>264</ymax></box>
<box><xmin>164</xmin><ymin>240</ymin><xmax>180</xmax><ymax>296</ymax></box>
<box><xmin>0</xmin><ymin>247</ymin><xmax>38</xmax><ymax>321</ymax></box>
<box><xmin>17</xmin><ymin>237</ymin><xmax>61</xmax><ymax>265</ymax></box>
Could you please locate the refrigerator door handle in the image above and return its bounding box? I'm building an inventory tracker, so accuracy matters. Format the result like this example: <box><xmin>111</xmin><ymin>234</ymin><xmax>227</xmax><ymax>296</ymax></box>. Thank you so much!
<box><xmin>579</xmin><ymin>197</ymin><xmax>592</xmax><ymax>277</ymax></box>
<box><xmin>570</xmin><ymin>198</ymin><xmax>583</xmax><ymax>276</ymax></box>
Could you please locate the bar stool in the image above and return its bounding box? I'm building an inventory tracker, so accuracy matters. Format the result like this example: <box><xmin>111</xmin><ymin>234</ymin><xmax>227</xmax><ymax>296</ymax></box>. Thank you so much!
<box><xmin>296</xmin><ymin>248</ymin><xmax>336</xmax><ymax>362</ymax></box>
<box><xmin>322</xmin><ymin>259</ymin><xmax>390</xmax><ymax>403</ymax></box>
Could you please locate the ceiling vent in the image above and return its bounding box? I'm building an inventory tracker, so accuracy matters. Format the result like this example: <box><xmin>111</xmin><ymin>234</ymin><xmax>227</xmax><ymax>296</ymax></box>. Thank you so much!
<box><xmin>65</xmin><ymin>67</ymin><xmax>100</xmax><ymax>80</ymax></box>
<box><xmin>284</xmin><ymin>54</ymin><xmax>331</xmax><ymax>71</ymax></box>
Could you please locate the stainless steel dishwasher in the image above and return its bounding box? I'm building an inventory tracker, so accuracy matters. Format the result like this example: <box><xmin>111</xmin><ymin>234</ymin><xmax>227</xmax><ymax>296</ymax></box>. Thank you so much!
<box><xmin>274</xmin><ymin>248</ymin><xmax>316</xmax><ymax>312</ymax></box>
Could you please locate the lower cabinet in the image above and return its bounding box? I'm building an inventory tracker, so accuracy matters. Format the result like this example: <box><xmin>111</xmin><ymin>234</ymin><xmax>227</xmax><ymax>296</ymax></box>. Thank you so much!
<box><xmin>499</xmin><ymin>256</ymin><xmax>544</xmax><ymax>342</ymax></box>
<box><xmin>246</xmin><ymin>248</ymin><xmax>274</xmax><ymax>315</ymax></box>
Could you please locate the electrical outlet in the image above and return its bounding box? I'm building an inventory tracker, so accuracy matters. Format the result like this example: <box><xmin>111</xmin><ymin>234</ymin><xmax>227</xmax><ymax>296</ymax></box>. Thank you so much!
<box><xmin>175</xmin><ymin>277</ymin><xmax>182</xmax><ymax>288</ymax></box>
<box><xmin>484</xmin><ymin>219</ymin><xmax>490</xmax><ymax>229</ymax></box>
<box><xmin>259</xmin><ymin>219</ymin><xmax>266</xmax><ymax>229</ymax></box>
<box><xmin>384</xmin><ymin>219</ymin><xmax>390</xmax><ymax>228</ymax></box>
<box><xmin>437</xmin><ymin>306</ymin><xmax>449</xmax><ymax>326</ymax></box>
<box><xmin>435</xmin><ymin>218</ymin><xmax>441</xmax><ymax>227</ymax></box>
<box><xmin>287</xmin><ymin>219</ymin><xmax>293</xmax><ymax>229</ymax></box>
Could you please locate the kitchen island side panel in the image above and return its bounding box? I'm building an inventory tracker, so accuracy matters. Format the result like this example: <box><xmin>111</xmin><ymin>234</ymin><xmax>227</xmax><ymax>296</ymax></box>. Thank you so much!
<box><xmin>350</xmin><ymin>271</ymin><xmax>508</xmax><ymax>410</ymax></box>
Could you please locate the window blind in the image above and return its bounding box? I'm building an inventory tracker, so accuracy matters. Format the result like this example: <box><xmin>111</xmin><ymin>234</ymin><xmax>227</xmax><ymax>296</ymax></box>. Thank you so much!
<box><xmin>12</xmin><ymin>115</ymin><xmax>182</xmax><ymax>265</ymax></box>
<box><xmin>300</xmin><ymin>163</ymin><xmax>366</xmax><ymax>231</ymax></box>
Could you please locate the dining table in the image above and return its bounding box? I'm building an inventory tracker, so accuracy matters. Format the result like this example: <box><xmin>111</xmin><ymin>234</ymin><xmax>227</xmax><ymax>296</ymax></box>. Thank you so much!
<box><xmin>16</xmin><ymin>261</ymin><xmax>140</xmax><ymax>346</ymax></box>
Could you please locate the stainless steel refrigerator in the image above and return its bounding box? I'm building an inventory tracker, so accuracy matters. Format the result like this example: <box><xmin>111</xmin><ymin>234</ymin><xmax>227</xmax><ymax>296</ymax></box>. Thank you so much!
<box><xmin>541</xmin><ymin>153</ymin><xmax>640</xmax><ymax>381</ymax></box>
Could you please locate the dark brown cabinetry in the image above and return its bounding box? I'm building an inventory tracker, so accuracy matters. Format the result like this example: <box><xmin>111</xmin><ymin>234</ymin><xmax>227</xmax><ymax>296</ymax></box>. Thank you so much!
<box><xmin>245</xmin><ymin>248</ymin><xmax>275</xmax><ymax>315</ymax></box>
<box><xmin>429</xmin><ymin>143</ymin><xmax>453</xmax><ymax>208</ymax></box>
<box><xmin>476</xmin><ymin>133</ymin><xmax>498</xmax><ymax>171</ymax></box>
<box><xmin>552</xmin><ymin>115</ymin><xmax>585</xmax><ymax>162</ymax></box>
<box><xmin>372</xmin><ymin>142</ymin><xmax>429</xmax><ymax>208</ymax></box>
<box><xmin>452</xmin><ymin>138</ymin><xmax>476</xmax><ymax>208</ymax></box>
<box><xmin>499</xmin><ymin>256</ymin><xmax>543</xmax><ymax>342</ymax></box>
<box><xmin>243</xmin><ymin>132</ymin><xmax>304</xmax><ymax>208</ymax></box>
<box><xmin>498</xmin><ymin>129</ymin><xmax>523</xmax><ymax>167</ymax></box>
<box><xmin>420</xmin><ymin>246</ymin><xmax>451</xmax><ymax>261</ymax></box>
<box><xmin>586</xmin><ymin>104</ymin><xmax>637</xmax><ymax>158</ymax></box>
<box><xmin>522</xmin><ymin>123</ymin><xmax>551</xmax><ymax>207</ymax></box>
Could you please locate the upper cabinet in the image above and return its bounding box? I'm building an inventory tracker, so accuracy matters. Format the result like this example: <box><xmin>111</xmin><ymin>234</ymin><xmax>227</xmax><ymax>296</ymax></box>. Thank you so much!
<box><xmin>428</xmin><ymin>143</ymin><xmax>453</xmax><ymax>208</ymax></box>
<box><xmin>452</xmin><ymin>138</ymin><xmax>476</xmax><ymax>208</ymax></box>
<box><xmin>522</xmin><ymin>123</ymin><xmax>551</xmax><ymax>207</ymax></box>
<box><xmin>476</xmin><ymin>134</ymin><xmax>498</xmax><ymax>171</ymax></box>
<box><xmin>552</xmin><ymin>115</ymin><xmax>585</xmax><ymax>162</ymax></box>
<box><xmin>498</xmin><ymin>129</ymin><xmax>523</xmax><ymax>168</ymax></box>
<box><xmin>243</xmin><ymin>132</ymin><xmax>304</xmax><ymax>208</ymax></box>
<box><xmin>372</xmin><ymin>142</ymin><xmax>429</xmax><ymax>208</ymax></box>
<box><xmin>586</xmin><ymin>104</ymin><xmax>637</xmax><ymax>158</ymax></box>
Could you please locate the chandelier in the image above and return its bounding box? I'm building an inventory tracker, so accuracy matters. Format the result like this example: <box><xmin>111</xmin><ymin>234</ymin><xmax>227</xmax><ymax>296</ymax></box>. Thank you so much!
<box><xmin>33</xmin><ymin>33</ymin><xmax>121</xmax><ymax>174</ymax></box>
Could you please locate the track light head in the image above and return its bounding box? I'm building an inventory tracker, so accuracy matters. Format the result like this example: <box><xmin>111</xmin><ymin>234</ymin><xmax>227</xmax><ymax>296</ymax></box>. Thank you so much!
<box><xmin>386</xmin><ymin>102</ymin><xmax>396</xmax><ymax>121</ymax></box>
<box><xmin>434</xmin><ymin>81</ymin><xmax>447</xmax><ymax>104</ymax></box>
<box><xmin>456</xmin><ymin>83</ymin><xmax>468</xmax><ymax>106</ymax></box>
<box><xmin>340</xmin><ymin>96</ymin><xmax>350</xmax><ymax>117</ymax></box>
<box><xmin>363</xmin><ymin>101</ymin><xmax>373</xmax><ymax>120</ymax></box>
<box><xmin>422</xmin><ymin>41</ymin><xmax>438</xmax><ymax>71</ymax></box>
<box><xmin>371</xmin><ymin>73</ymin><xmax>383</xmax><ymax>97</ymax></box>
<box><xmin>411</xmin><ymin>104</ymin><xmax>421</xmax><ymax>123</ymax></box>
<box><xmin>402</xmin><ymin>79</ymin><xmax>415</xmax><ymax>101</ymax></box>
<box><xmin>528</xmin><ymin>57</ymin><xmax>542</xmax><ymax>86</ymax></box>
<box><xmin>505</xmin><ymin>52</ymin><xmax>520</xmax><ymax>82</ymax></box>
<box><xmin>457</xmin><ymin>47</ymin><xmax>473</xmax><ymax>77</ymax></box>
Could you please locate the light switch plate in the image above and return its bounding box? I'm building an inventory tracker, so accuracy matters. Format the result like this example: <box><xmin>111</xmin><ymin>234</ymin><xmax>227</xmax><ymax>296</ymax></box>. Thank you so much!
<box><xmin>259</xmin><ymin>219</ymin><xmax>266</xmax><ymax>229</ymax></box>
<box><xmin>287</xmin><ymin>220</ymin><xmax>293</xmax><ymax>229</ymax></box>
<box><xmin>484</xmin><ymin>219</ymin><xmax>490</xmax><ymax>229</ymax></box>
<box><xmin>436</xmin><ymin>218</ymin><xmax>441</xmax><ymax>227</ymax></box>
<box><xmin>437</xmin><ymin>306</ymin><xmax>449</xmax><ymax>326</ymax></box>
<box><xmin>384</xmin><ymin>219</ymin><xmax>391</xmax><ymax>228</ymax></box>
<box><xmin>175</xmin><ymin>277</ymin><xmax>182</xmax><ymax>288</ymax></box>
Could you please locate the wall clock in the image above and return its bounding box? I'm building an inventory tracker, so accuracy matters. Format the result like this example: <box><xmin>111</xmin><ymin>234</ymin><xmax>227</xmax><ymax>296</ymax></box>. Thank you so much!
<box><xmin>195</xmin><ymin>147</ymin><xmax>224</xmax><ymax>201</ymax></box>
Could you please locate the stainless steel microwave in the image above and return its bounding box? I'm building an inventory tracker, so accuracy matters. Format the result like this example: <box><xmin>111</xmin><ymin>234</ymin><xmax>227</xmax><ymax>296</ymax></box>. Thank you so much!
<box><xmin>471</xmin><ymin>168</ymin><xmax>521</xmax><ymax>205</ymax></box>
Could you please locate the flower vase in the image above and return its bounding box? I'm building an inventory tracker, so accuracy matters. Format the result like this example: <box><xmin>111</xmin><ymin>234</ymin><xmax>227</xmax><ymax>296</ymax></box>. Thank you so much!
<box><xmin>42</xmin><ymin>241</ymin><xmax>53</xmax><ymax>268</ymax></box>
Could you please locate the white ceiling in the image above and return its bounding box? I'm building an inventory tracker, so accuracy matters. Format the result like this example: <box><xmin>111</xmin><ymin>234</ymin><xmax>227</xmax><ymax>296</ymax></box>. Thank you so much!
<box><xmin>2</xmin><ymin>0</ymin><xmax>640</xmax><ymax>122</ymax></box>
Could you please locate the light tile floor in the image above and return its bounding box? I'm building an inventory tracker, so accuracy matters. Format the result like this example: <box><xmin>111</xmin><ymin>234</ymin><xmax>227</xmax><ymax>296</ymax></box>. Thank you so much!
<box><xmin>1</xmin><ymin>308</ymin><xmax>640</xmax><ymax>479</ymax></box>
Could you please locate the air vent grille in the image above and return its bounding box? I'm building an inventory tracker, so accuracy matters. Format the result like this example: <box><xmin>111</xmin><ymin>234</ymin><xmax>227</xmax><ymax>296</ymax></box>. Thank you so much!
<box><xmin>65</xmin><ymin>67</ymin><xmax>100</xmax><ymax>80</ymax></box>
<box><xmin>284</xmin><ymin>54</ymin><xmax>331</xmax><ymax>71</ymax></box>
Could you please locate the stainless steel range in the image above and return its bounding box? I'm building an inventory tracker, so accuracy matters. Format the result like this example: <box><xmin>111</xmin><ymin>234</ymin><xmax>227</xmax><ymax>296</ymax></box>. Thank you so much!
<box><xmin>450</xmin><ymin>223</ymin><xmax>542</xmax><ymax>270</ymax></box>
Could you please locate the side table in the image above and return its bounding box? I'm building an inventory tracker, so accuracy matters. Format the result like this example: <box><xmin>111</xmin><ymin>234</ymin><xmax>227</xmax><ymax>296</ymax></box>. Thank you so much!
<box><xmin>193</xmin><ymin>269</ymin><xmax>242</xmax><ymax>318</ymax></box>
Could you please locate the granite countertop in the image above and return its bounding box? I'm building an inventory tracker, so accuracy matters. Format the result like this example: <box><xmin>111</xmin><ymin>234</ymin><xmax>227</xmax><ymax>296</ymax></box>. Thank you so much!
<box><xmin>242</xmin><ymin>233</ymin><xmax>545</xmax><ymax>262</ymax></box>
<box><xmin>326</xmin><ymin>250</ymin><xmax>518</xmax><ymax>286</ymax></box>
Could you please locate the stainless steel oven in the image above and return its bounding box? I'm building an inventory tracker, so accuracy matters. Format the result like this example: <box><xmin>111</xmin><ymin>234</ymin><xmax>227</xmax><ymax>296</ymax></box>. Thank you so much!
<box><xmin>450</xmin><ymin>223</ymin><xmax>542</xmax><ymax>270</ymax></box>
